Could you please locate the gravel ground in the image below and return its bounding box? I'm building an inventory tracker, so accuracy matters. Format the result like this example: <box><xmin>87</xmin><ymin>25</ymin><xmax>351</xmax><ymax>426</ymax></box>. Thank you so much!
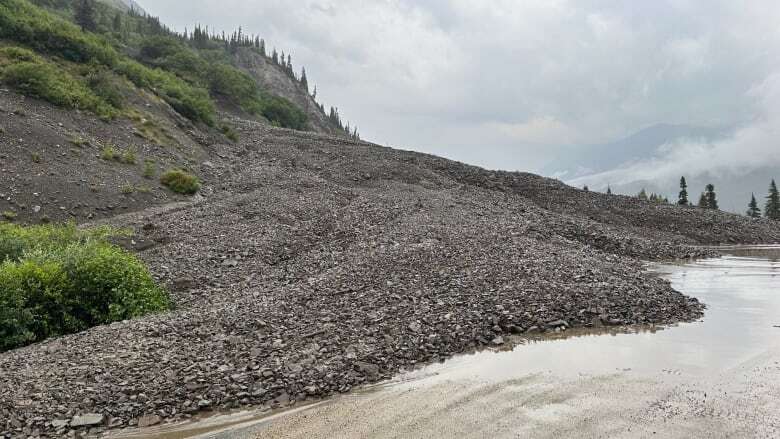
<box><xmin>2</xmin><ymin>118</ymin><xmax>780</xmax><ymax>438</ymax></box>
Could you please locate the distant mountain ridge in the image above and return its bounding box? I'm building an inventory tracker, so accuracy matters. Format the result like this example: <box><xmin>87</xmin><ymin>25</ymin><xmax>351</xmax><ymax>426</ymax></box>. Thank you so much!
<box><xmin>549</xmin><ymin>123</ymin><xmax>778</xmax><ymax>213</ymax></box>
<box><xmin>547</xmin><ymin>123</ymin><xmax>731</xmax><ymax>180</ymax></box>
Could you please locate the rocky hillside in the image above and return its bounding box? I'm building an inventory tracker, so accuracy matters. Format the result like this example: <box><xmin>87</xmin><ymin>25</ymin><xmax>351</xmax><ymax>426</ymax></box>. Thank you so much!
<box><xmin>234</xmin><ymin>48</ymin><xmax>339</xmax><ymax>136</ymax></box>
<box><xmin>2</xmin><ymin>99</ymin><xmax>780</xmax><ymax>436</ymax></box>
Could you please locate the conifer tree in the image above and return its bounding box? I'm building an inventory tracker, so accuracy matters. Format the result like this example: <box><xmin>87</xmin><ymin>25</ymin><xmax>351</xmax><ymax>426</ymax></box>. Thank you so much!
<box><xmin>300</xmin><ymin>67</ymin><xmax>308</xmax><ymax>92</ymax></box>
<box><xmin>704</xmin><ymin>184</ymin><xmax>718</xmax><ymax>210</ymax></box>
<box><xmin>678</xmin><ymin>176</ymin><xmax>689</xmax><ymax>205</ymax></box>
<box><xmin>112</xmin><ymin>12</ymin><xmax>122</xmax><ymax>32</ymax></box>
<box><xmin>606</xmin><ymin>185</ymin><xmax>612</xmax><ymax>195</ymax></box>
<box><xmin>698</xmin><ymin>192</ymin><xmax>708</xmax><ymax>208</ymax></box>
<box><xmin>638</xmin><ymin>188</ymin><xmax>648</xmax><ymax>200</ymax></box>
<box><xmin>766</xmin><ymin>179</ymin><xmax>780</xmax><ymax>220</ymax></box>
<box><xmin>583</xmin><ymin>185</ymin><xmax>589</xmax><ymax>191</ymax></box>
<box><xmin>747</xmin><ymin>193</ymin><xmax>761</xmax><ymax>218</ymax></box>
<box><xmin>74</xmin><ymin>0</ymin><xmax>97</xmax><ymax>32</ymax></box>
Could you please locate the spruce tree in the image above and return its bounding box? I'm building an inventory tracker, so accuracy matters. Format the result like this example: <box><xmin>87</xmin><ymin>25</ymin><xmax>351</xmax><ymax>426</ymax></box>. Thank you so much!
<box><xmin>300</xmin><ymin>67</ymin><xmax>308</xmax><ymax>92</ymax></box>
<box><xmin>112</xmin><ymin>12</ymin><xmax>122</xmax><ymax>32</ymax></box>
<box><xmin>678</xmin><ymin>176</ymin><xmax>689</xmax><ymax>205</ymax></box>
<box><xmin>583</xmin><ymin>185</ymin><xmax>589</xmax><ymax>191</ymax></box>
<box><xmin>638</xmin><ymin>188</ymin><xmax>648</xmax><ymax>200</ymax></box>
<box><xmin>698</xmin><ymin>192</ymin><xmax>708</xmax><ymax>208</ymax></box>
<box><xmin>606</xmin><ymin>185</ymin><xmax>612</xmax><ymax>195</ymax></box>
<box><xmin>74</xmin><ymin>0</ymin><xmax>97</xmax><ymax>32</ymax></box>
<box><xmin>766</xmin><ymin>179</ymin><xmax>780</xmax><ymax>220</ymax></box>
<box><xmin>747</xmin><ymin>193</ymin><xmax>761</xmax><ymax>218</ymax></box>
<box><xmin>704</xmin><ymin>184</ymin><xmax>718</xmax><ymax>210</ymax></box>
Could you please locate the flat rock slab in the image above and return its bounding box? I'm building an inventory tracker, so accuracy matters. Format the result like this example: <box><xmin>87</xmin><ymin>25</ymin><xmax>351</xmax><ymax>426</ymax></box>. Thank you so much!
<box><xmin>70</xmin><ymin>413</ymin><xmax>104</xmax><ymax>427</ymax></box>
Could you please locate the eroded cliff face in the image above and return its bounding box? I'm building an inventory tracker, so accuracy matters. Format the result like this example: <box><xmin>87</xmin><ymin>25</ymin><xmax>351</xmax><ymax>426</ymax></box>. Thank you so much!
<box><xmin>233</xmin><ymin>48</ymin><xmax>342</xmax><ymax>136</ymax></box>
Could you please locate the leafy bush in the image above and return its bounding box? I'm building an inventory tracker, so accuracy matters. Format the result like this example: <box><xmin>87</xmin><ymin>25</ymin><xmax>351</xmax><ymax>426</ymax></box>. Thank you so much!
<box><xmin>259</xmin><ymin>95</ymin><xmax>308</xmax><ymax>130</ymax></box>
<box><xmin>85</xmin><ymin>68</ymin><xmax>126</xmax><ymax>109</ymax></box>
<box><xmin>160</xmin><ymin>169</ymin><xmax>200</xmax><ymax>195</ymax></box>
<box><xmin>0</xmin><ymin>223</ymin><xmax>169</xmax><ymax>351</ymax></box>
<box><xmin>221</xmin><ymin>124</ymin><xmax>239</xmax><ymax>142</ymax></box>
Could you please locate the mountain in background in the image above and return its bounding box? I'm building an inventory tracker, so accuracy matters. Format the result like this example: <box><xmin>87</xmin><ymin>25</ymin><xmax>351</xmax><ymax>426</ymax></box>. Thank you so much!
<box><xmin>545</xmin><ymin>123</ymin><xmax>777</xmax><ymax>213</ymax></box>
<box><xmin>546</xmin><ymin>123</ymin><xmax>731</xmax><ymax>180</ymax></box>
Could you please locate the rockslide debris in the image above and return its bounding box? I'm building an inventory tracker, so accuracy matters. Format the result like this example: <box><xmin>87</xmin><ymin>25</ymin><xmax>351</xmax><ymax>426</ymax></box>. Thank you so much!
<box><xmin>2</xmin><ymin>121</ymin><xmax>779</xmax><ymax>437</ymax></box>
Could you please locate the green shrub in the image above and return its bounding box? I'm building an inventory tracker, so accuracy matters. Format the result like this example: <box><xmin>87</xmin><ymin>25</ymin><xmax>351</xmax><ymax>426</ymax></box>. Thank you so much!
<box><xmin>0</xmin><ymin>223</ymin><xmax>169</xmax><ymax>352</ymax></box>
<box><xmin>221</xmin><ymin>124</ymin><xmax>239</xmax><ymax>142</ymax></box>
<box><xmin>160</xmin><ymin>169</ymin><xmax>200</xmax><ymax>195</ymax></box>
<box><xmin>258</xmin><ymin>95</ymin><xmax>308</xmax><ymax>130</ymax></box>
<box><xmin>85</xmin><ymin>69</ymin><xmax>126</xmax><ymax>109</ymax></box>
<box><xmin>1</xmin><ymin>60</ymin><xmax>117</xmax><ymax>119</ymax></box>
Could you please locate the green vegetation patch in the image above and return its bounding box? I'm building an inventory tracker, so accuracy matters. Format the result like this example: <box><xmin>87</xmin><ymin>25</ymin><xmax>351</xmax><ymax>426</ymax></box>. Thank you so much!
<box><xmin>160</xmin><ymin>169</ymin><xmax>200</xmax><ymax>195</ymax></box>
<box><xmin>0</xmin><ymin>0</ymin><xmax>215</xmax><ymax>125</ymax></box>
<box><xmin>0</xmin><ymin>223</ymin><xmax>170</xmax><ymax>352</ymax></box>
<box><xmin>0</xmin><ymin>47</ymin><xmax>118</xmax><ymax>119</ymax></box>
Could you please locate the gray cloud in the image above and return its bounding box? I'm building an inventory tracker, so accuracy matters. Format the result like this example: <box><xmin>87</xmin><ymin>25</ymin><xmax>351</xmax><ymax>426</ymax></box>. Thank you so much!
<box><xmin>142</xmin><ymin>1</ymin><xmax>780</xmax><ymax>173</ymax></box>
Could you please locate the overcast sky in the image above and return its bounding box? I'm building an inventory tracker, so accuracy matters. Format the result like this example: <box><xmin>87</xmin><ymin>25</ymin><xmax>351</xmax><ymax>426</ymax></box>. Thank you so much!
<box><xmin>142</xmin><ymin>1</ymin><xmax>780</xmax><ymax>175</ymax></box>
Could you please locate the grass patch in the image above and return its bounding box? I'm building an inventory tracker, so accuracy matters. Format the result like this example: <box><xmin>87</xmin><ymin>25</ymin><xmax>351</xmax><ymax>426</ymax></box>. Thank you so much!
<box><xmin>69</xmin><ymin>135</ymin><xmax>88</xmax><ymax>147</ymax></box>
<box><xmin>120</xmin><ymin>184</ymin><xmax>135</xmax><ymax>194</ymax></box>
<box><xmin>142</xmin><ymin>159</ymin><xmax>156</xmax><ymax>179</ymax></box>
<box><xmin>1</xmin><ymin>211</ymin><xmax>17</xmax><ymax>221</ymax></box>
<box><xmin>160</xmin><ymin>169</ymin><xmax>200</xmax><ymax>195</ymax></box>
<box><xmin>31</xmin><ymin>152</ymin><xmax>41</xmax><ymax>163</ymax></box>
<box><xmin>100</xmin><ymin>146</ymin><xmax>135</xmax><ymax>164</ymax></box>
<box><xmin>121</xmin><ymin>149</ymin><xmax>136</xmax><ymax>164</ymax></box>
<box><xmin>100</xmin><ymin>146</ymin><xmax>121</xmax><ymax>161</ymax></box>
<box><xmin>0</xmin><ymin>223</ymin><xmax>170</xmax><ymax>352</ymax></box>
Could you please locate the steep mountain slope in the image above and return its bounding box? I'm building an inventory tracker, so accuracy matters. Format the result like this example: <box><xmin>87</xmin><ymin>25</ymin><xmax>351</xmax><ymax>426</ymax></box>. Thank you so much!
<box><xmin>234</xmin><ymin>48</ymin><xmax>339</xmax><ymax>136</ymax></box>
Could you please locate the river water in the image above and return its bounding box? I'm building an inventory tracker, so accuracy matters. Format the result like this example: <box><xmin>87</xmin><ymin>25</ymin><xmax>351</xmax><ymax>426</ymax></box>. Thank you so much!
<box><xmin>112</xmin><ymin>245</ymin><xmax>780</xmax><ymax>438</ymax></box>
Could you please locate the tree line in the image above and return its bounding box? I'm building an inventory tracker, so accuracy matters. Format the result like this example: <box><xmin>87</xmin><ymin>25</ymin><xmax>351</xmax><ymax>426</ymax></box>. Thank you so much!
<box><xmin>595</xmin><ymin>176</ymin><xmax>780</xmax><ymax>220</ymax></box>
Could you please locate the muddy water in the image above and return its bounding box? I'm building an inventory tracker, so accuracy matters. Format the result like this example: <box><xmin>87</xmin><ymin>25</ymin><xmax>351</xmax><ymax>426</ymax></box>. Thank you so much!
<box><xmin>112</xmin><ymin>245</ymin><xmax>780</xmax><ymax>439</ymax></box>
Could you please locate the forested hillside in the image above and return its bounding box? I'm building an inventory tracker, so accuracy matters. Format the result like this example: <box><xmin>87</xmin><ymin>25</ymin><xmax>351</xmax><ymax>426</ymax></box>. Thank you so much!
<box><xmin>0</xmin><ymin>0</ymin><xmax>359</xmax><ymax>136</ymax></box>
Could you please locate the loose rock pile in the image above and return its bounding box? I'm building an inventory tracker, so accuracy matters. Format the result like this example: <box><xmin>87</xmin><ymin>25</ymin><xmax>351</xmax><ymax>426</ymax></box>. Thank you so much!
<box><xmin>1</xmin><ymin>120</ymin><xmax>778</xmax><ymax>438</ymax></box>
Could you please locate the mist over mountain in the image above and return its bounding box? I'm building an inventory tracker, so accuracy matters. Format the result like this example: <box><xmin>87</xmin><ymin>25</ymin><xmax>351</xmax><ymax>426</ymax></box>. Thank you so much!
<box><xmin>546</xmin><ymin>123</ymin><xmax>732</xmax><ymax>180</ymax></box>
<box><xmin>547</xmin><ymin>121</ymin><xmax>778</xmax><ymax>213</ymax></box>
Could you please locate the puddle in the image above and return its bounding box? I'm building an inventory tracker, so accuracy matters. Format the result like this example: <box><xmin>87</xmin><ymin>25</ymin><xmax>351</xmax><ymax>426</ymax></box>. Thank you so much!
<box><xmin>110</xmin><ymin>245</ymin><xmax>780</xmax><ymax>438</ymax></box>
<box><xmin>393</xmin><ymin>245</ymin><xmax>780</xmax><ymax>385</ymax></box>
